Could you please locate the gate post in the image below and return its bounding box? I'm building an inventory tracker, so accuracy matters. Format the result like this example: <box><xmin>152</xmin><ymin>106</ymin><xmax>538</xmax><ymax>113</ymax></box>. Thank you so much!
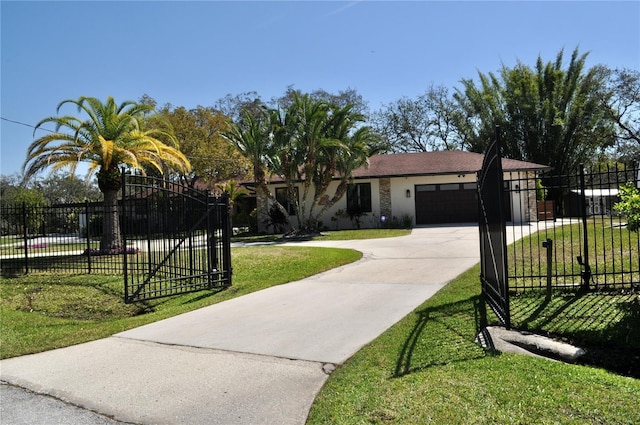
<box><xmin>122</xmin><ymin>169</ymin><xmax>129</xmax><ymax>302</ymax></box>
<box><xmin>206</xmin><ymin>192</ymin><xmax>218</xmax><ymax>288</ymax></box>
<box><xmin>543</xmin><ymin>238</ymin><xmax>553</xmax><ymax>300</ymax></box>
<box><xmin>579</xmin><ymin>166</ymin><xmax>591</xmax><ymax>289</ymax></box>
<box><xmin>478</xmin><ymin>125</ymin><xmax>510</xmax><ymax>329</ymax></box>
<box><xmin>85</xmin><ymin>200</ymin><xmax>92</xmax><ymax>273</ymax></box>
<box><xmin>222</xmin><ymin>192</ymin><xmax>232</xmax><ymax>287</ymax></box>
<box><xmin>22</xmin><ymin>202</ymin><xmax>29</xmax><ymax>274</ymax></box>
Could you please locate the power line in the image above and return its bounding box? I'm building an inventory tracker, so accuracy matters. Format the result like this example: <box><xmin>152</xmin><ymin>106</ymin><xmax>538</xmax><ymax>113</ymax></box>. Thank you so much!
<box><xmin>1</xmin><ymin>116</ymin><xmax>54</xmax><ymax>133</ymax></box>
<box><xmin>1</xmin><ymin>116</ymin><xmax>247</xmax><ymax>163</ymax></box>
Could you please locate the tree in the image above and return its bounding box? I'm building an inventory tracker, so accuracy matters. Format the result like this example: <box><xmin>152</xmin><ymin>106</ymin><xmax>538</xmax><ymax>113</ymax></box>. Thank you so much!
<box><xmin>23</xmin><ymin>96</ymin><xmax>191</xmax><ymax>250</ymax></box>
<box><xmin>372</xmin><ymin>85</ymin><xmax>463</xmax><ymax>153</ymax></box>
<box><xmin>606</xmin><ymin>68</ymin><xmax>640</xmax><ymax>161</ymax></box>
<box><xmin>273</xmin><ymin>86</ymin><xmax>370</xmax><ymax>116</ymax></box>
<box><xmin>156</xmin><ymin>103</ymin><xmax>251</xmax><ymax>187</ymax></box>
<box><xmin>34</xmin><ymin>171</ymin><xmax>102</xmax><ymax>204</ymax></box>
<box><xmin>268</xmin><ymin>93</ymin><xmax>381</xmax><ymax>232</ymax></box>
<box><xmin>224</xmin><ymin>91</ymin><xmax>381</xmax><ymax>233</ymax></box>
<box><xmin>0</xmin><ymin>175</ymin><xmax>47</xmax><ymax>236</ymax></box>
<box><xmin>221</xmin><ymin>106</ymin><xmax>281</xmax><ymax>229</ymax></box>
<box><xmin>214</xmin><ymin>91</ymin><xmax>266</xmax><ymax>123</ymax></box>
<box><xmin>215</xmin><ymin>180</ymin><xmax>250</xmax><ymax>229</ymax></box>
<box><xmin>453</xmin><ymin>48</ymin><xmax>616</xmax><ymax>175</ymax></box>
<box><xmin>614</xmin><ymin>182</ymin><xmax>640</xmax><ymax>231</ymax></box>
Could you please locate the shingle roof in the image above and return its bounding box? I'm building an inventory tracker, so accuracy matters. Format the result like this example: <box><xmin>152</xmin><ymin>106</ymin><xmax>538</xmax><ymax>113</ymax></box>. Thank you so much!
<box><xmin>351</xmin><ymin>151</ymin><xmax>550</xmax><ymax>179</ymax></box>
<box><xmin>264</xmin><ymin>150</ymin><xmax>550</xmax><ymax>183</ymax></box>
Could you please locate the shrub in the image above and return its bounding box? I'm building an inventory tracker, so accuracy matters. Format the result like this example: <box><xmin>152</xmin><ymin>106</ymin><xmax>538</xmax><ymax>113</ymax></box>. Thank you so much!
<box><xmin>84</xmin><ymin>247</ymin><xmax>138</xmax><ymax>256</ymax></box>
<box><xmin>264</xmin><ymin>203</ymin><xmax>288</xmax><ymax>233</ymax></box>
<box><xmin>248</xmin><ymin>208</ymin><xmax>258</xmax><ymax>233</ymax></box>
<box><xmin>613</xmin><ymin>182</ymin><xmax>640</xmax><ymax>231</ymax></box>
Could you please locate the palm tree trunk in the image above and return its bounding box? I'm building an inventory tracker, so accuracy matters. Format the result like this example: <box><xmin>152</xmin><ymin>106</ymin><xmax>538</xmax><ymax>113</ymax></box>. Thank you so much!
<box><xmin>97</xmin><ymin>165</ymin><xmax>123</xmax><ymax>251</ymax></box>
<box><xmin>101</xmin><ymin>189</ymin><xmax>122</xmax><ymax>250</ymax></box>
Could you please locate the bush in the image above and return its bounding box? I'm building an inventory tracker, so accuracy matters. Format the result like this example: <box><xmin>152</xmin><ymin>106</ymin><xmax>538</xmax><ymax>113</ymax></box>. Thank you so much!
<box><xmin>614</xmin><ymin>182</ymin><xmax>640</xmax><ymax>231</ymax></box>
<box><xmin>248</xmin><ymin>208</ymin><xmax>258</xmax><ymax>233</ymax></box>
<box><xmin>264</xmin><ymin>203</ymin><xmax>288</xmax><ymax>233</ymax></box>
<box><xmin>385</xmin><ymin>214</ymin><xmax>414</xmax><ymax>229</ymax></box>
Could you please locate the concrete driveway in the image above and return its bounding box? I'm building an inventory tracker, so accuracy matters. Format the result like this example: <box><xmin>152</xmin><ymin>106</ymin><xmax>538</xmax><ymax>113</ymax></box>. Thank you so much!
<box><xmin>1</xmin><ymin>225</ymin><xmax>481</xmax><ymax>425</ymax></box>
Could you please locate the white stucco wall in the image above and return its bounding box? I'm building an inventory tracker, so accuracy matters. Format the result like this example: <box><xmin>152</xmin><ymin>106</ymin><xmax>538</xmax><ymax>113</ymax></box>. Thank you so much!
<box><xmin>504</xmin><ymin>171</ymin><xmax>537</xmax><ymax>224</ymax></box>
<box><xmin>263</xmin><ymin>171</ymin><xmax>536</xmax><ymax>232</ymax></box>
<box><xmin>264</xmin><ymin>180</ymin><xmax>382</xmax><ymax>231</ymax></box>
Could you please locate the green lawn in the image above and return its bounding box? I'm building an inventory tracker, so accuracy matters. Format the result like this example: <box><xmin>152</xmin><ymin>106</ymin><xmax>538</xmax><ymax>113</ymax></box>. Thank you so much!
<box><xmin>307</xmin><ymin>265</ymin><xmax>640</xmax><ymax>424</ymax></box>
<box><xmin>231</xmin><ymin>228</ymin><xmax>411</xmax><ymax>243</ymax></box>
<box><xmin>0</xmin><ymin>246</ymin><xmax>361</xmax><ymax>359</ymax></box>
<box><xmin>0</xmin><ymin>242</ymin><xmax>99</xmax><ymax>256</ymax></box>
<box><xmin>2</xmin><ymin>226</ymin><xmax>638</xmax><ymax>424</ymax></box>
<box><xmin>509</xmin><ymin>218</ymin><xmax>639</xmax><ymax>289</ymax></box>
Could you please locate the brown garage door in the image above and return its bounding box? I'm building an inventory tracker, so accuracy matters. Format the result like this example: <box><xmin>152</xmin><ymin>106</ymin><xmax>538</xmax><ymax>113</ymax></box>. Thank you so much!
<box><xmin>415</xmin><ymin>183</ymin><xmax>478</xmax><ymax>224</ymax></box>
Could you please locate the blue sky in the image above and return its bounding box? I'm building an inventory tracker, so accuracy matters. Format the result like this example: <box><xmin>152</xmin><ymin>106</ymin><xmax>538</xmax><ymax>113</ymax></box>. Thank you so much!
<box><xmin>1</xmin><ymin>1</ymin><xmax>639</xmax><ymax>177</ymax></box>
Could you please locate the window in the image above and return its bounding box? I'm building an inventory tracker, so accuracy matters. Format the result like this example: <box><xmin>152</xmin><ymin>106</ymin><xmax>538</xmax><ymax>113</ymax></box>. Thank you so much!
<box><xmin>275</xmin><ymin>187</ymin><xmax>297</xmax><ymax>216</ymax></box>
<box><xmin>347</xmin><ymin>183</ymin><xmax>372</xmax><ymax>214</ymax></box>
<box><xmin>440</xmin><ymin>184</ymin><xmax>460</xmax><ymax>191</ymax></box>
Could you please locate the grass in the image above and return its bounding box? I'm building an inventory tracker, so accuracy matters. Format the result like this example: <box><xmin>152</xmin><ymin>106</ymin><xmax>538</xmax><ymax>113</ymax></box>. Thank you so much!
<box><xmin>231</xmin><ymin>228</ymin><xmax>411</xmax><ymax>243</ymax></box>
<box><xmin>2</xmin><ymin>226</ymin><xmax>638</xmax><ymax>423</ymax></box>
<box><xmin>0</xmin><ymin>246</ymin><xmax>361</xmax><ymax>359</ymax></box>
<box><xmin>0</xmin><ymin>235</ymin><xmax>21</xmax><ymax>245</ymax></box>
<box><xmin>509</xmin><ymin>288</ymin><xmax>640</xmax><ymax>377</ymax></box>
<box><xmin>307</xmin><ymin>265</ymin><xmax>640</xmax><ymax>424</ymax></box>
<box><xmin>509</xmin><ymin>218</ymin><xmax>640</xmax><ymax>288</ymax></box>
<box><xmin>0</xmin><ymin>242</ymin><xmax>98</xmax><ymax>256</ymax></box>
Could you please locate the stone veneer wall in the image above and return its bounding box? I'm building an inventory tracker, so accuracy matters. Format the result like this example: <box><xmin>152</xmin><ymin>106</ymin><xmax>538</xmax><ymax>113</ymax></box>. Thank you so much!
<box><xmin>525</xmin><ymin>171</ymin><xmax>538</xmax><ymax>222</ymax></box>
<box><xmin>256</xmin><ymin>188</ymin><xmax>269</xmax><ymax>233</ymax></box>
<box><xmin>379</xmin><ymin>177</ymin><xmax>392</xmax><ymax>220</ymax></box>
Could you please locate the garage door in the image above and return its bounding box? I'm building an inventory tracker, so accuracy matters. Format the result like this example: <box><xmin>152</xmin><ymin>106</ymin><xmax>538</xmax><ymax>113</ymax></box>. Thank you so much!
<box><xmin>415</xmin><ymin>183</ymin><xmax>478</xmax><ymax>224</ymax></box>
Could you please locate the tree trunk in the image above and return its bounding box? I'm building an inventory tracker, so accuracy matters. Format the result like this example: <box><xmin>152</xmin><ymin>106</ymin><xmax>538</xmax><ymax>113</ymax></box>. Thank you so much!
<box><xmin>101</xmin><ymin>189</ymin><xmax>122</xmax><ymax>250</ymax></box>
<box><xmin>97</xmin><ymin>165</ymin><xmax>123</xmax><ymax>250</ymax></box>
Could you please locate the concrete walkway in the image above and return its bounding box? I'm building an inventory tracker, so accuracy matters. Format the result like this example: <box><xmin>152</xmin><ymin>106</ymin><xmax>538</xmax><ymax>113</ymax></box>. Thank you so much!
<box><xmin>1</xmin><ymin>225</ymin><xmax>483</xmax><ymax>425</ymax></box>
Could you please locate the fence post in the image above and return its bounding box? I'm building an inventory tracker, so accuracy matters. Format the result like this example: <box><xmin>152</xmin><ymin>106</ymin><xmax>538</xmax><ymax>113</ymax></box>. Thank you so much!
<box><xmin>579</xmin><ymin>166</ymin><xmax>591</xmax><ymax>289</ymax></box>
<box><xmin>222</xmin><ymin>192</ymin><xmax>232</xmax><ymax>287</ymax></box>
<box><xmin>122</xmin><ymin>169</ymin><xmax>129</xmax><ymax>299</ymax></box>
<box><xmin>206</xmin><ymin>192</ymin><xmax>216</xmax><ymax>288</ymax></box>
<box><xmin>85</xmin><ymin>200</ymin><xmax>92</xmax><ymax>273</ymax></box>
<box><xmin>22</xmin><ymin>202</ymin><xmax>29</xmax><ymax>274</ymax></box>
<box><xmin>543</xmin><ymin>238</ymin><xmax>553</xmax><ymax>300</ymax></box>
<box><xmin>146</xmin><ymin>196</ymin><xmax>152</xmax><ymax>276</ymax></box>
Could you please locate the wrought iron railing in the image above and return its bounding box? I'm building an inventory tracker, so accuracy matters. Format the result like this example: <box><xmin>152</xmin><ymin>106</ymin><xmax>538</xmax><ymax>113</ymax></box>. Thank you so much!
<box><xmin>504</xmin><ymin>164</ymin><xmax>640</xmax><ymax>292</ymax></box>
<box><xmin>1</xmin><ymin>201</ymin><xmax>123</xmax><ymax>275</ymax></box>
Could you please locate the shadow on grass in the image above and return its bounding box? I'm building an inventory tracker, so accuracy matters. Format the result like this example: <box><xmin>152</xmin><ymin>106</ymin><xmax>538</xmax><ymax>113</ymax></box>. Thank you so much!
<box><xmin>394</xmin><ymin>288</ymin><xmax>640</xmax><ymax>379</ymax></box>
<box><xmin>393</xmin><ymin>296</ymin><xmax>490</xmax><ymax>378</ymax></box>
<box><xmin>510</xmin><ymin>289</ymin><xmax>640</xmax><ymax>378</ymax></box>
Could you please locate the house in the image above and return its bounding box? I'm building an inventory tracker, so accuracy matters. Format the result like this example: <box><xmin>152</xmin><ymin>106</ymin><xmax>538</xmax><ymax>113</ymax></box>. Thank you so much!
<box><xmin>259</xmin><ymin>151</ymin><xmax>550</xmax><ymax>232</ymax></box>
<box><xmin>566</xmin><ymin>188</ymin><xmax>620</xmax><ymax>217</ymax></box>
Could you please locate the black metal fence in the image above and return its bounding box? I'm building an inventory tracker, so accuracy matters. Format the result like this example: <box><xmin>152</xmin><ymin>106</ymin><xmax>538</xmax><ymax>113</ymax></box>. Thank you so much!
<box><xmin>1</xmin><ymin>201</ymin><xmax>122</xmax><ymax>275</ymax></box>
<box><xmin>121</xmin><ymin>174</ymin><xmax>232</xmax><ymax>303</ymax></box>
<box><xmin>504</xmin><ymin>164</ymin><xmax>640</xmax><ymax>293</ymax></box>
<box><xmin>1</xmin><ymin>174</ymin><xmax>233</xmax><ymax>305</ymax></box>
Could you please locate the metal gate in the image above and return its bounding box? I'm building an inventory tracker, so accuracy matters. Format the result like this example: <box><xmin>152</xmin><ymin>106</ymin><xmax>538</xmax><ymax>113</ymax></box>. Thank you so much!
<box><xmin>477</xmin><ymin>128</ymin><xmax>510</xmax><ymax>328</ymax></box>
<box><xmin>121</xmin><ymin>174</ymin><xmax>232</xmax><ymax>303</ymax></box>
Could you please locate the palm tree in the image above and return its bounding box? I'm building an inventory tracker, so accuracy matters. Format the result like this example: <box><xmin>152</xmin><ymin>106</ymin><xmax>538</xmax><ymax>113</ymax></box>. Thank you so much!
<box><xmin>313</xmin><ymin>124</ymin><xmax>382</xmax><ymax>223</ymax></box>
<box><xmin>224</xmin><ymin>94</ymin><xmax>382</xmax><ymax>233</ymax></box>
<box><xmin>454</xmin><ymin>48</ymin><xmax>615</xmax><ymax>174</ymax></box>
<box><xmin>221</xmin><ymin>108</ymin><xmax>288</xmax><ymax>228</ymax></box>
<box><xmin>23</xmin><ymin>96</ymin><xmax>191</xmax><ymax>250</ymax></box>
<box><xmin>215</xmin><ymin>180</ymin><xmax>250</xmax><ymax>229</ymax></box>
